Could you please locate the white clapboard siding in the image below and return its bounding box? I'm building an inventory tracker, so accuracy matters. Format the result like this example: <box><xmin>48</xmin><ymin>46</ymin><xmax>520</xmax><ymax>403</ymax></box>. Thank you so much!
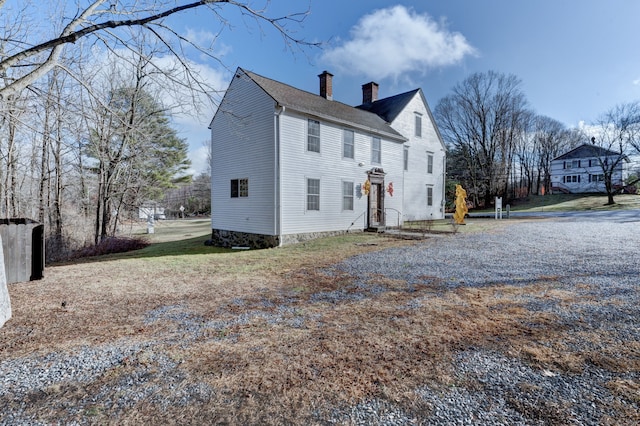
<box><xmin>210</xmin><ymin>72</ymin><xmax>276</xmax><ymax>234</ymax></box>
<box><xmin>389</xmin><ymin>91</ymin><xmax>446</xmax><ymax>220</ymax></box>
<box><xmin>279</xmin><ymin>111</ymin><xmax>404</xmax><ymax>234</ymax></box>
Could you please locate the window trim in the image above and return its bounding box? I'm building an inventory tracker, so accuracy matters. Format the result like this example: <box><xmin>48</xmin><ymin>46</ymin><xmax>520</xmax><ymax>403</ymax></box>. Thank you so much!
<box><xmin>371</xmin><ymin>136</ymin><xmax>381</xmax><ymax>164</ymax></box>
<box><xmin>426</xmin><ymin>185</ymin><xmax>433</xmax><ymax>206</ymax></box>
<box><xmin>415</xmin><ymin>112</ymin><xmax>422</xmax><ymax>137</ymax></box>
<box><xmin>343</xmin><ymin>129</ymin><xmax>355</xmax><ymax>159</ymax></box>
<box><xmin>307</xmin><ymin>119</ymin><xmax>320</xmax><ymax>153</ymax></box>
<box><xmin>427</xmin><ymin>152</ymin><xmax>434</xmax><ymax>174</ymax></box>
<box><xmin>403</xmin><ymin>146</ymin><xmax>409</xmax><ymax>171</ymax></box>
<box><xmin>342</xmin><ymin>180</ymin><xmax>354</xmax><ymax>211</ymax></box>
<box><xmin>230</xmin><ymin>178</ymin><xmax>249</xmax><ymax>198</ymax></box>
<box><xmin>306</xmin><ymin>178</ymin><xmax>320</xmax><ymax>211</ymax></box>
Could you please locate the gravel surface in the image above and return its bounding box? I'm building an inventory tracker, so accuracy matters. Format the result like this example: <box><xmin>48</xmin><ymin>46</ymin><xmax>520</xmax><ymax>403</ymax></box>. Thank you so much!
<box><xmin>1</xmin><ymin>216</ymin><xmax>639</xmax><ymax>424</ymax></box>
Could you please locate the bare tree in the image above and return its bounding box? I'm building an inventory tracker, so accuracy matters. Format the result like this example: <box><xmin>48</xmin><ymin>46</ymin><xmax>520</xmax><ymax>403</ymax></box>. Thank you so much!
<box><xmin>0</xmin><ymin>0</ymin><xmax>316</xmax><ymax>256</ymax></box>
<box><xmin>589</xmin><ymin>101</ymin><xmax>640</xmax><ymax>205</ymax></box>
<box><xmin>0</xmin><ymin>1</ymin><xmax>316</xmax><ymax>100</ymax></box>
<box><xmin>435</xmin><ymin>71</ymin><xmax>530</xmax><ymax>206</ymax></box>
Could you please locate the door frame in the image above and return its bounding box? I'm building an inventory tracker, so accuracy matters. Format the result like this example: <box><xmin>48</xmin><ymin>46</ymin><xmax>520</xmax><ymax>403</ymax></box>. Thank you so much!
<box><xmin>367</xmin><ymin>168</ymin><xmax>386</xmax><ymax>230</ymax></box>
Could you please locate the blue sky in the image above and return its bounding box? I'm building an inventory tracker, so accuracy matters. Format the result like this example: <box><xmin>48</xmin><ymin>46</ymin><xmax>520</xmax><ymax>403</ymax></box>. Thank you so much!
<box><xmin>165</xmin><ymin>0</ymin><xmax>640</xmax><ymax>173</ymax></box>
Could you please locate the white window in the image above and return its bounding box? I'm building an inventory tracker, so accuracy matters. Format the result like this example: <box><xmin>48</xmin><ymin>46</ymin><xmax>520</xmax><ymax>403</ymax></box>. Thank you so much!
<box><xmin>427</xmin><ymin>152</ymin><xmax>434</xmax><ymax>174</ymax></box>
<box><xmin>565</xmin><ymin>160</ymin><xmax>580</xmax><ymax>169</ymax></box>
<box><xmin>307</xmin><ymin>178</ymin><xmax>320</xmax><ymax>211</ymax></box>
<box><xmin>343</xmin><ymin>129</ymin><xmax>354</xmax><ymax>159</ymax></box>
<box><xmin>563</xmin><ymin>175</ymin><xmax>581</xmax><ymax>183</ymax></box>
<box><xmin>371</xmin><ymin>137</ymin><xmax>381</xmax><ymax>164</ymax></box>
<box><xmin>342</xmin><ymin>181</ymin><xmax>354</xmax><ymax>211</ymax></box>
<box><xmin>230</xmin><ymin>178</ymin><xmax>248</xmax><ymax>198</ymax></box>
<box><xmin>307</xmin><ymin>119</ymin><xmax>320</xmax><ymax>153</ymax></box>
<box><xmin>403</xmin><ymin>146</ymin><xmax>409</xmax><ymax>171</ymax></box>
<box><xmin>426</xmin><ymin>186</ymin><xmax>433</xmax><ymax>206</ymax></box>
<box><xmin>415</xmin><ymin>113</ymin><xmax>422</xmax><ymax>137</ymax></box>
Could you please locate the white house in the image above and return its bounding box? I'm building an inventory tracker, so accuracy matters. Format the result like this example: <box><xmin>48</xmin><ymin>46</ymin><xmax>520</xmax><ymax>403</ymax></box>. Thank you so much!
<box><xmin>550</xmin><ymin>143</ymin><xmax>630</xmax><ymax>194</ymax></box>
<box><xmin>209</xmin><ymin>68</ymin><xmax>446</xmax><ymax>248</ymax></box>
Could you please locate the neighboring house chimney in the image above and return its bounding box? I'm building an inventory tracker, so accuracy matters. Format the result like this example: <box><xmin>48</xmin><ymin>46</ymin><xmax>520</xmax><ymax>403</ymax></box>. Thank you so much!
<box><xmin>318</xmin><ymin>70</ymin><xmax>333</xmax><ymax>100</ymax></box>
<box><xmin>362</xmin><ymin>82</ymin><xmax>379</xmax><ymax>104</ymax></box>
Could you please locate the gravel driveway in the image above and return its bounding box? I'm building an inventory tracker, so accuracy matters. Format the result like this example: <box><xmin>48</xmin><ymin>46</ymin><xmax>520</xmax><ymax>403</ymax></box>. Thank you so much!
<box><xmin>327</xmin><ymin>217</ymin><xmax>640</xmax><ymax>424</ymax></box>
<box><xmin>1</xmin><ymin>216</ymin><xmax>639</xmax><ymax>425</ymax></box>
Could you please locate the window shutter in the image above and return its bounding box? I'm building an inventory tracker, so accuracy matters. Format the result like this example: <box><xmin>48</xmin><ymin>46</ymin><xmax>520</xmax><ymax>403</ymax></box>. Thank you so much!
<box><xmin>578</xmin><ymin>175</ymin><xmax>581</xmax><ymax>183</ymax></box>
<box><xmin>563</xmin><ymin>176</ymin><xmax>566</xmax><ymax>183</ymax></box>
<box><xmin>563</xmin><ymin>161</ymin><xmax>566</xmax><ymax>169</ymax></box>
<box><xmin>578</xmin><ymin>160</ymin><xmax>581</xmax><ymax>167</ymax></box>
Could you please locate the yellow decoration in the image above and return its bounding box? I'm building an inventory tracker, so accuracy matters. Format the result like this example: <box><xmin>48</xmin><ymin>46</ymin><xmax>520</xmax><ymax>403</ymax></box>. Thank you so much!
<box><xmin>453</xmin><ymin>184</ymin><xmax>468</xmax><ymax>225</ymax></box>
<box><xmin>362</xmin><ymin>179</ymin><xmax>371</xmax><ymax>196</ymax></box>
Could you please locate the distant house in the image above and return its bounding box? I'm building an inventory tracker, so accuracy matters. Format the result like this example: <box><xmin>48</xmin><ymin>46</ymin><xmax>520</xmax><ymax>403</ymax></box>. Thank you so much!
<box><xmin>550</xmin><ymin>144</ymin><xmax>630</xmax><ymax>194</ymax></box>
<box><xmin>209</xmin><ymin>68</ymin><xmax>446</xmax><ymax>248</ymax></box>
<box><xmin>138</xmin><ymin>204</ymin><xmax>166</xmax><ymax>220</ymax></box>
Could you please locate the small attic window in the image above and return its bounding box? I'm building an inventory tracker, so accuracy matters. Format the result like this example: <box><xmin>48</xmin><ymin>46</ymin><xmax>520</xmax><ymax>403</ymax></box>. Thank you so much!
<box><xmin>415</xmin><ymin>113</ymin><xmax>422</xmax><ymax>137</ymax></box>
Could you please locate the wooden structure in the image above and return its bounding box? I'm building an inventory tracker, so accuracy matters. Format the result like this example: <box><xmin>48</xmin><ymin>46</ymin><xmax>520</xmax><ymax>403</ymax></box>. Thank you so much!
<box><xmin>0</xmin><ymin>218</ymin><xmax>45</xmax><ymax>284</ymax></box>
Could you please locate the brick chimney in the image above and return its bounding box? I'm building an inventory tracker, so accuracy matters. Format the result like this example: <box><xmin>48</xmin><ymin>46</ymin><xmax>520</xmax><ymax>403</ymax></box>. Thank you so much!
<box><xmin>318</xmin><ymin>71</ymin><xmax>333</xmax><ymax>100</ymax></box>
<box><xmin>362</xmin><ymin>82</ymin><xmax>379</xmax><ymax>104</ymax></box>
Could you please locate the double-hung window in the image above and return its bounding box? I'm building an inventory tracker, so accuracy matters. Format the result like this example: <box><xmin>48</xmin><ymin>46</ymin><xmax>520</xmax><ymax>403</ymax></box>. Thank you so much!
<box><xmin>230</xmin><ymin>178</ymin><xmax>248</xmax><ymax>198</ymax></box>
<box><xmin>403</xmin><ymin>146</ymin><xmax>409</xmax><ymax>171</ymax></box>
<box><xmin>343</xmin><ymin>129</ymin><xmax>354</xmax><ymax>159</ymax></box>
<box><xmin>307</xmin><ymin>119</ymin><xmax>320</xmax><ymax>153</ymax></box>
<box><xmin>342</xmin><ymin>181</ymin><xmax>354</xmax><ymax>211</ymax></box>
<box><xmin>371</xmin><ymin>137</ymin><xmax>381</xmax><ymax>164</ymax></box>
<box><xmin>415</xmin><ymin>113</ymin><xmax>422</xmax><ymax>137</ymax></box>
<box><xmin>307</xmin><ymin>178</ymin><xmax>320</xmax><ymax>211</ymax></box>
<box><xmin>427</xmin><ymin>152</ymin><xmax>434</xmax><ymax>174</ymax></box>
<box><xmin>426</xmin><ymin>186</ymin><xmax>433</xmax><ymax>206</ymax></box>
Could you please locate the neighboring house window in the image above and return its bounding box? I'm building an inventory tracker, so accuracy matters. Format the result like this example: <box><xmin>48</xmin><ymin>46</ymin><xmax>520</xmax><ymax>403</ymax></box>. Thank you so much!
<box><xmin>230</xmin><ymin>178</ymin><xmax>248</xmax><ymax>198</ymax></box>
<box><xmin>563</xmin><ymin>175</ymin><xmax>581</xmax><ymax>183</ymax></box>
<box><xmin>342</xmin><ymin>181</ymin><xmax>354</xmax><ymax>211</ymax></box>
<box><xmin>403</xmin><ymin>146</ymin><xmax>409</xmax><ymax>171</ymax></box>
<box><xmin>371</xmin><ymin>137</ymin><xmax>381</xmax><ymax>164</ymax></box>
<box><xmin>427</xmin><ymin>152</ymin><xmax>434</xmax><ymax>174</ymax></box>
<box><xmin>307</xmin><ymin>178</ymin><xmax>320</xmax><ymax>211</ymax></box>
<box><xmin>589</xmin><ymin>174</ymin><xmax>605</xmax><ymax>182</ymax></box>
<box><xmin>415</xmin><ymin>113</ymin><xmax>422</xmax><ymax>137</ymax></box>
<box><xmin>343</xmin><ymin>129</ymin><xmax>354</xmax><ymax>159</ymax></box>
<box><xmin>426</xmin><ymin>186</ymin><xmax>433</xmax><ymax>206</ymax></box>
<box><xmin>307</xmin><ymin>119</ymin><xmax>320</xmax><ymax>153</ymax></box>
<box><xmin>564</xmin><ymin>160</ymin><xmax>580</xmax><ymax>169</ymax></box>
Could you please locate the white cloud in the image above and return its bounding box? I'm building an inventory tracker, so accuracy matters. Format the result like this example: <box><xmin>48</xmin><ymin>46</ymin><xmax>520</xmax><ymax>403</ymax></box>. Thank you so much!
<box><xmin>321</xmin><ymin>5</ymin><xmax>476</xmax><ymax>81</ymax></box>
<box><xmin>187</xmin><ymin>144</ymin><xmax>211</xmax><ymax>177</ymax></box>
<box><xmin>633</xmin><ymin>77</ymin><xmax>640</xmax><ymax>86</ymax></box>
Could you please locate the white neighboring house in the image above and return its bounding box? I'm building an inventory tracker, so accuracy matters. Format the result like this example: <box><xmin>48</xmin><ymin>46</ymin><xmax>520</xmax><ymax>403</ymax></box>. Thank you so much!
<box><xmin>209</xmin><ymin>68</ymin><xmax>446</xmax><ymax>248</ymax></box>
<box><xmin>550</xmin><ymin>143</ymin><xmax>630</xmax><ymax>194</ymax></box>
<box><xmin>138</xmin><ymin>204</ymin><xmax>166</xmax><ymax>220</ymax></box>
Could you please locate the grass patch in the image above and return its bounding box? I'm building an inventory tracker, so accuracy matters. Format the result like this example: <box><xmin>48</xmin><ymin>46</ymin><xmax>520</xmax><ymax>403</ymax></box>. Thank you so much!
<box><xmin>498</xmin><ymin>193</ymin><xmax>640</xmax><ymax>212</ymax></box>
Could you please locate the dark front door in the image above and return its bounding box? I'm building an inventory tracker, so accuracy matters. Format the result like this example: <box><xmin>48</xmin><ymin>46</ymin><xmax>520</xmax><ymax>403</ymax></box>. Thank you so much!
<box><xmin>367</xmin><ymin>168</ymin><xmax>386</xmax><ymax>230</ymax></box>
<box><xmin>368</xmin><ymin>182</ymin><xmax>383</xmax><ymax>227</ymax></box>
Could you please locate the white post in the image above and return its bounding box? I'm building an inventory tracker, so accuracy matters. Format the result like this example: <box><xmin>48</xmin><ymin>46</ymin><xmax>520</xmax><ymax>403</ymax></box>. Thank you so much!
<box><xmin>495</xmin><ymin>196</ymin><xmax>503</xmax><ymax>220</ymax></box>
<box><xmin>0</xmin><ymin>234</ymin><xmax>12</xmax><ymax>328</ymax></box>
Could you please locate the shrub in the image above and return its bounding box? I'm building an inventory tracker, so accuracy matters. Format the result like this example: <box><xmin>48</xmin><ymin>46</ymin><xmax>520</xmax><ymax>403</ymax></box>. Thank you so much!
<box><xmin>73</xmin><ymin>236</ymin><xmax>150</xmax><ymax>259</ymax></box>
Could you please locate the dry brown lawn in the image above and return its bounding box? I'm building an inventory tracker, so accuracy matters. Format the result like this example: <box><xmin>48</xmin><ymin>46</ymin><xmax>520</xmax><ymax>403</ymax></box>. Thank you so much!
<box><xmin>0</xmin><ymin>220</ymin><xmax>638</xmax><ymax>424</ymax></box>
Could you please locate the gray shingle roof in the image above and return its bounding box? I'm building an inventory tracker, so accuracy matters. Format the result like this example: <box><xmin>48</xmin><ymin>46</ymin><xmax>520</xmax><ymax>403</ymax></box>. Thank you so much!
<box><xmin>240</xmin><ymin>68</ymin><xmax>406</xmax><ymax>142</ymax></box>
<box><xmin>356</xmin><ymin>89</ymin><xmax>420</xmax><ymax>123</ymax></box>
<box><xmin>553</xmin><ymin>143</ymin><xmax>625</xmax><ymax>161</ymax></box>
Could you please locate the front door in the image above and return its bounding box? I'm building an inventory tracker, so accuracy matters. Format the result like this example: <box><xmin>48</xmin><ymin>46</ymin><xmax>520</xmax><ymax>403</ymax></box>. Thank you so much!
<box><xmin>369</xmin><ymin>183</ymin><xmax>383</xmax><ymax>227</ymax></box>
<box><xmin>367</xmin><ymin>169</ymin><xmax>386</xmax><ymax>230</ymax></box>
